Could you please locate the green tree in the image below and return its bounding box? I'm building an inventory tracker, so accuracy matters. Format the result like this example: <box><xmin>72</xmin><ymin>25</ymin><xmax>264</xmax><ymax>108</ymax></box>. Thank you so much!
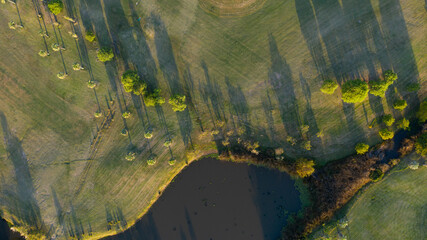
<box><xmin>393</xmin><ymin>99</ymin><xmax>407</xmax><ymax>111</ymax></box>
<box><xmin>169</xmin><ymin>94</ymin><xmax>187</xmax><ymax>112</ymax></box>
<box><xmin>416</xmin><ymin>99</ymin><xmax>427</xmax><ymax>122</ymax></box>
<box><xmin>48</xmin><ymin>0</ymin><xmax>63</xmax><ymax>15</ymax></box>
<box><xmin>341</xmin><ymin>79</ymin><xmax>369</xmax><ymax>103</ymax></box>
<box><xmin>379</xmin><ymin>128</ymin><xmax>394</xmax><ymax>140</ymax></box>
<box><xmin>294</xmin><ymin>158</ymin><xmax>315</xmax><ymax>178</ymax></box>
<box><xmin>85</xmin><ymin>30</ymin><xmax>96</xmax><ymax>42</ymax></box>
<box><xmin>382</xmin><ymin>114</ymin><xmax>395</xmax><ymax>126</ymax></box>
<box><xmin>383</xmin><ymin>70</ymin><xmax>398</xmax><ymax>84</ymax></box>
<box><xmin>302</xmin><ymin>140</ymin><xmax>311</xmax><ymax>151</ymax></box>
<box><xmin>355</xmin><ymin>143</ymin><xmax>369</xmax><ymax>154</ymax></box>
<box><xmin>121</xmin><ymin>70</ymin><xmax>146</xmax><ymax>95</ymax></box>
<box><xmin>144</xmin><ymin>89</ymin><xmax>165</xmax><ymax>107</ymax></box>
<box><xmin>320</xmin><ymin>79</ymin><xmax>338</xmax><ymax>95</ymax></box>
<box><xmin>97</xmin><ymin>47</ymin><xmax>114</xmax><ymax>62</ymax></box>
<box><xmin>415</xmin><ymin>133</ymin><xmax>427</xmax><ymax>156</ymax></box>
<box><xmin>369</xmin><ymin>80</ymin><xmax>391</xmax><ymax>97</ymax></box>
<box><xmin>396</xmin><ymin>118</ymin><xmax>410</xmax><ymax>130</ymax></box>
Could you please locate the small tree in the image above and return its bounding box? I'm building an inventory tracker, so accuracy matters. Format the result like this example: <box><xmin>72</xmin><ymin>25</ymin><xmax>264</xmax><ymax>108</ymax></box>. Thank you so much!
<box><xmin>38</xmin><ymin>50</ymin><xmax>48</xmax><ymax>57</ymax></box>
<box><xmin>341</xmin><ymin>79</ymin><xmax>369</xmax><ymax>103</ymax></box>
<box><xmin>415</xmin><ymin>133</ymin><xmax>427</xmax><ymax>156</ymax></box>
<box><xmin>144</xmin><ymin>130</ymin><xmax>153</xmax><ymax>139</ymax></box>
<box><xmin>87</xmin><ymin>81</ymin><xmax>96</xmax><ymax>89</ymax></box>
<box><xmin>57</xmin><ymin>72</ymin><xmax>67</xmax><ymax>79</ymax></box>
<box><xmin>396</xmin><ymin>118</ymin><xmax>410</xmax><ymax>130</ymax></box>
<box><xmin>97</xmin><ymin>47</ymin><xmax>114</xmax><ymax>62</ymax></box>
<box><xmin>48</xmin><ymin>0</ymin><xmax>63</xmax><ymax>15</ymax></box>
<box><xmin>52</xmin><ymin>43</ymin><xmax>60</xmax><ymax>51</ymax></box>
<box><xmin>369</xmin><ymin>80</ymin><xmax>391</xmax><ymax>97</ymax></box>
<box><xmin>168</xmin><ymin>158</ymin><xmax>176</xmax><ymax>166</ymax></box>
<box><xmin>320</xmin><ymin>79</ymin><xmax>338</xmax><ymax>95</ymax></box>
<box><xmin>85</xmin><ymin>30</ymin><xmax>96</xmax><ymax>42</ymax></box>
<box><xmin>72</xmin><ymin>62</ymin><xmax>82</xmax><ymax>71</ymax></box>
<box><xmin>121</xmin><ymin>70</ymin><xmax>146</xmax><ymax>95</ymax></box>
<box><xmin>147</xmin><ymin>156</ymin><xmax>156</xmax><ymax>165</ymax></box>
<box><xmin>393</xmin><ymin>99</ymin><xmax>407</xmax><ymax>111</ymax></box>
<box><xmin>300</xmin><ymin>125</ymin><xmax>309</xmax><ymax>135</ymax></box>
<box><xmin>302</xmin><ymin>140</ymin><xmax>311</xmax><ymax>151</ymax></box>
<box><xmin>287</xmin><ymin>136</ymin><xmax>296</xmax><ymax>146</ymax></box>
<box><xmin>94</xmin><ymin>111</ymin><xmax>102</xmax><ymax>118</ymax></box>
<box><xmin>144</xmin><ymin>89</ymin><xmax>165</xmax><ymax>107</ymax></box>
<box><xmin>8</xmin><ymin>21</ymin><xmax>15</xmax><ymax>29</ymax></box>
<box><xmin>163</xmin><ymin>139</ymin><xmax>172</xmax><ymax>147</ymax></box>
<box><xmin>316</xmin><ymin>130</ymin><xmax>324</xmax><ymax>138</ymax></box>
<box><xmin>295</xmin><ymin>158</ymin><xmax>315</xmax><ymax>178</ymax></box>
<box><xmin>125</xmin><ymin>152</ymin><xmax>136</xmax><ymax>161</ymax></box>
<box><xmin>169</xmin><ymin>94</ymin><xmax>187</xmax><ymax>112</ymax></box>
<box><xmin>383</xmin><ymin>70</ymin><xmax>397</xmax><ymax>85</ymax></box>
<box><xmin>379</xmin><ymin>128</ymin><xmax>394</xmax><ymax>140</ymax></box>
<box><xmin>122</xmin><ymin>111</ymin><xmax>131</xmax><ymax>119</ymax></box>
<box><xmin>382</xmin><ymin>114</ymin><xmax>395</xmax><ymax>126</ymax></box>
<box><xmin>417</xmin><ymin>99</ymin><xmax>427</xmax><ymax>122</ymax></box>
<box><xmin>355</xmin><ymin>143</ymin><xmax>369</xmax><ymax>154</ymax></box>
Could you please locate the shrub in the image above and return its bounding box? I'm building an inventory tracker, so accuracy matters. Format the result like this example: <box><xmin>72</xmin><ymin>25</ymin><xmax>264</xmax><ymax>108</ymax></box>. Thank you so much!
<box><xmin>8</xmin><ymin>21</ymin><xmax>15</xmax><ymax>29</ymax></box>
<box><xmin>147</xmin><ymin>156</ymin><xmax>156</xmax><ymax>165</ymax></box>
<box><xmin>417</xmin><ymin>99</ymin><xmax>427</xmax><ymax>122</ymax></box>
<box><xmin>163</xmin><ymin>139</ymin><xmax>172</xmax><ymax>147</ymax></box>
<box><xmin>406</xmin><ymin>83</ymin><xmax>420</xmax><ymax>92</ymax></box>
<box><xmin>85</xmin><ymin>30</ymin><xmax>96</xmax><ymax>42</ymax></box>
<box><xmin>302</xmin><ymin>140</ymin><xmax>311</xmax><ymax>151</ymax></box>
<box><xmin>125</xmin><ymin>152</ymin><xmax>136</xmax><ymax>161</ymax></box>
<box><xmin>341</xmin><ymin>79</ymin><xmax>369</xmax><ymax>103</ymax></box>
<box><xmin>382</xmin><ymin>114</ymin><xmax>395</xmax><ymax>126</ymax></box>
<box><xmin>51</xmin><ymin>43</ymin><xmax>60</xmax><ymax>51</ymax></box>
<box><xmin>169</xmin><ymin>95</ymin><xmax>187</xmax><ymax>112</ymax></box>
<box><xmin>168</xmin><ymin>158</ymin><xmax>176</xmax><ymax>166</ymax></box>
<box><xmin>72</xmin><ymin>62</ymin><xmax>82</xmax><ymax>71</ymax></box>
<box><xmin>369</xmin><ymin>169</ymin><xmax>384</xmax><ymax>182</ymax></box>
<box><xmin>415</xmin><ymin>133</ymin><xmax>427</xmax><ymax>156</ymax></box>
<box><xmin>87</xmin><ymin>81</ymin><xmax>96</xmax><ymax>89</ymax></box>
<box><xmin>94</xmin><ymin>111</ymin><xmax>102</xmax><ymax>118</ymax></box>
<box><xmin>57</xmin><ymin>72</ymin><xmax>67</xmax><ymax>79</ymax></box>
<box><xmin>355</xmin><ymin>143</ymin><xmax>369</xmax><ymax>154</ymax></box>
<box><xmin>122</xmin><ymin>111</ymin><xmax>131</xmax><ymax>119</ymax></box>
<box><xmin>383</xmin><ymin>70</ymin><xmax>397</xmax><ymax>84</ymax></box>
<box><xmin>369</xmin><ymin>80</ymin><xmax>391</xmax><ymax>97</ymax></box>
<box><xmin>144</xmin><ymin>130</ymin><xmax>153</xmax><ymax>139</ymax></box>
<box><xmin>396</xmin><ymin>118</ymin><xmax>410</xmax><ymax>130</ymax></box>
<box><xmin>97</xmin><ymin>47</ymin><xmax>114</xmax><ymax>62</ymax></box>
<box><xmin>295</xmin><ymin>158</ymin><xmax>315</xmax><ymax>178</ymax></box>
<box><xmin>144</xmin><ymin>89</ymin><xmax>165</xmax><ymax>106</ymax></box>
<box><xmin>320</xmin><ymin>79</ymin><xmax>338</xmax><ymax>95</ymax></box>
<box><xmin>379</xmin><ymin>128</ymin><xmax>394</xmax><ymax>140</ymax></box>
<box><xmin>38</xmin><ymin>50</ymin><xmax>48</xmax><ymax>57</ymax></box>
<box><xmin>48</xmin><ymin>0</ymin><xmax>64</xmax><ymax>15</ymax></box>
<box><xmin>121</xmin><ymin>70</ymin><xmax>146</xmax><ymax>95</ymax></box>
<box><xmin>120</xmin><ymin>128</ymin><xmax>128</xmax><ymax>136</ymax></box>
<box><xmin>393</xmin><ymin>99</ymin><xmax>407</xmax><ymax>111</ymax></box>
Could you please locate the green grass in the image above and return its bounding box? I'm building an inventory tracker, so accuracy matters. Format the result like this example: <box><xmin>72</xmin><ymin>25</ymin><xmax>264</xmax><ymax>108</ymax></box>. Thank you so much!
<box><xmin>0</xmin><ymin>0</ymin><xmax>425</xmax><ymax>239</ymax></box>
<box><xmin>312</xmin><ymin>153</ymin><xmax>426</xmax><ymax>240</ymax></box>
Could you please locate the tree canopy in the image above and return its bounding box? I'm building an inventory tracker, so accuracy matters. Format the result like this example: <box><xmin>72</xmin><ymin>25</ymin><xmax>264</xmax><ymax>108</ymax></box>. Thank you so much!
<box><xmin>383</xmin><ymin>70</ymin><xmax>398</xmax><ymax>84</ymax></box>
<box><xmin>320</xmin><ymin>79</ymin><xmax>338</xmax><ymax>95</ymax></box>
<box><xmin>417</xmin><ymin>99</ymin><xmax>427</xmax><ymax>122</ymax></box>
<box><xmin>144</xmin><ymin>89</ymin><xmax>165</xmax><ymax>107</ymax></box>
<box><xmin>415</xmin><ymin>133</ymin><xmax>427</xmax><ymax>156</ymax></box>
<box><xmin>294</xmin><ymin>158</ymin><xmax>315</xmax><ymax>178</ymax></box>
<box><xmin>48</xmin><ymin>0</ymin><xmax>63</xmax><ymax>15</ymax></box>
<box><xmin>382</xmin><ymin>114</ymin><xmax>395</xmax><ymax>126</ymax></box>
<box><xmin>169</xmin><ymin>94</ymin><xmax>187</xmax><ymax>112</ymax></box>
<box><xmin>341</xmin><ymin>79</ymin><xmax>369</xmax><ymax>103</ymax></box>
<box><xmin>369</xmin><ymin>80</ymin><xmax>391</xmax><ymax>97</ymax></box>
<box><xmin>379</xmin><ymin>128</ymin><xmax>394</xmax><ymax>140</ymax></box>
<box><xmin>396</xmin><ymin>118</ymin><xmax>410</xmax><ymax>130</ymax></box>
<box><xmin>355</xmin><ymin>143</ymin><xmax>369</xmax><ymax>154</ymax></box>
<box><xmin>85</xmin><ymin>30</ymin><xmax>96</xmax><ymax>42</ymax></box>
<box><xmin>120</xmin><ymin>70</ymin><xmax>146</xmax><ymax>95</ymax></box>
<box><xmin>393</xmin><ymin>99</ymin><xmax>407</xmax><ymax>111</ymax></box>
<box><xmin>97</xmin><ymin>47</ymin><xmax>114</xmax><ymax>62</ymax></box>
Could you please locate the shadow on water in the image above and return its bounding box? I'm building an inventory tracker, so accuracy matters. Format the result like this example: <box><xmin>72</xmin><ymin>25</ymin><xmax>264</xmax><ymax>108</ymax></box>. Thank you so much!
<box><xmin>0</xmin><ymin>112</ymin><xmax>42</xmax><ymax>231</ymax></box>
<box><xmin>103</xmin><ymin>158</ymin><xmax>301</xmax><ymax>240</ymax></box>
<box><xmin>268</xmin><ymin>34</ymin><xmax>301</xmax><ymax>139</ymax></box>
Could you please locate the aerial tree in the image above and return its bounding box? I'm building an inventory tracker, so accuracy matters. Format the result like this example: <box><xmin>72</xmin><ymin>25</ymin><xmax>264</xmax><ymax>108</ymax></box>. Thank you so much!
<box><xmin>417</xmin><ymin>99</ymin><xmax>427</xmax><ymax>122</ymax></box>
<box><xmin>379</xmin><ymin>128</ymin><xmax>394</xmax><ymax>140</ymax></box>
<box><xmin>144</xmin><ymin>89</ymin><xmax>165</xmax><ymax>107</ymax></box>
<box><xmin>121</xmin><ymin>70</ymin><xmax>146</xmax><ymax>95</ymax></box>
<box><xmin>355</xmin><ymin>143</ymin><xmax>369</xmax><ymax>154</ymax></box>
<box><xmin>369</xmin><ymin>80</ymin><xmax>391</xmax><ymax>97</ymax></box>
<box><xmin>393</xmin><ymin>99</ymin><xmax>407</xmax><ymax>111</ymax></box>
<box><xmin>125</xmin><ymin>152</ymin><xmax>136</xmax><ymax>161</ymax></box>
<box><xmin>415</xmin><ymin>133</ymin><xmax>427</xmax><ymax>156</ymax></box>
<box><xmin>320</xmin><ymin>79</ymin><xmax>338</xmax><ymax>95</ymax></box>
<box><xmin>383</xmin><ymin>70</ymin><xmax>398</xmax><ymax>84</ymax></box>
<box><xmin>302</xmin><ymin>140</ymin><xmax>311</xmax><ymax>151</ymax></box>
<box><xmin>294</xmin><ymin>158</ymin><xmax>315</xmax><ymax>178</ymax></box>
<box><xmin>97</xmin><ymin>47</ymin><xmax>114</xmax><ymax>62</ymax></box>
<box><xmin>396</xmin><ymin>118</ymin><xmax>410</xmax><ymax>130</ymax></box>
<box><xmin>382</xmin><ymin>114</ymin><xmax>395</xmax><ymax>126</ymax></box>
<box><xmin>341</xmin><ymin>79</ymin><xmax>369</xmax><ymax>103</ymax></box>
<box><xmin>48</xmin><ymin>0</ymin><xmax>63</xmax><ymax>15</ymax></box>
<box><xmin>85</xmin><ymin>30</ymin><xmax>96</xmax><ymax>42</ymax></box>
<box><xmin>169</xmin><ymin>94</ymin><xmax>187</xmax><ymax>112</ymax></box>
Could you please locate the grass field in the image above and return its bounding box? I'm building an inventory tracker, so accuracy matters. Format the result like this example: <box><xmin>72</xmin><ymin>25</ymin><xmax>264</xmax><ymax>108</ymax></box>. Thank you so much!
<box><xmin>0</xmin><ymin>0</ymin><xmax>425</xmax><ymax>238</ymax></box>
<box><xmin>312</xmin><ymin>153</ymin><xmax>427</xmax><ymax>240</ymax></box>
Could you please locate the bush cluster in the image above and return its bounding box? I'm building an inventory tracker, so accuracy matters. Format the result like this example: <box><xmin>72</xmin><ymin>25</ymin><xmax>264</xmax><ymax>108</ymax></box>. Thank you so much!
<box><xmin>121</xmin><ymin>70</ymin><xmax>146</xmax><ymax>95</ymax></box>
<box><xmin>341</xmin><ymin>79</ymin><xmax>369</xmax><ymax>103</ymax></box>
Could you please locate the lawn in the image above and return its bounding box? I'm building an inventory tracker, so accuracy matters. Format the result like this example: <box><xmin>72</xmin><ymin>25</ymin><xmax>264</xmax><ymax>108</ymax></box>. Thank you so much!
<box><xmin>0</xmin><ymin>0</ymin><xmax>425</xmax><ymax>239</ymax></box>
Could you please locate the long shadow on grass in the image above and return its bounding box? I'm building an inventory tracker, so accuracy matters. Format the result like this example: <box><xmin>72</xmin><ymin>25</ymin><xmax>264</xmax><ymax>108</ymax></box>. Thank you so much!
<box><xmin>267</xmin><ymin>34</ymin><xmax>301</xmax><ymax>139</ymax></box>
<box><xmin>0</xmin><ymin>112</ymin><xmax>43</xmax><ymax>231</ymax></box>
<box><xmin>225</xmin><ymin>76</ymin><xmax>250</xmax><ymax>132</ymax></box>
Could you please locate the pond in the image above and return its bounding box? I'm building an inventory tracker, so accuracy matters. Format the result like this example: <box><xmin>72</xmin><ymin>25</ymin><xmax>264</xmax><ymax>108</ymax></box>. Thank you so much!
<box><xmin>105</xmin><ymin>158</ymin><xmax>302</xmax><ymax>240</ymax></box>
<box><xmin>0</xmin><ymin>218</ymin><xmax>23</xmax><ymax>240</ymax></box>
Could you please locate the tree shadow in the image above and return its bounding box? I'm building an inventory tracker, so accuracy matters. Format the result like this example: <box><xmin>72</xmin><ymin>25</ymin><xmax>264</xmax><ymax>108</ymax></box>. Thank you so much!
<box><xmin>200</xmin><ymin>61</ymin><xmax>224</xmax><ymax>122</ymax></box>
<box><xmin>104</xmin><ymin>212</ymin><xmax>160</xmax><ymax>240</ymax></box>
<box><xmin>225</xmin><ymin>76</ymin><xmax>249</xmax><ymax>130</ymax></box>
<box><xmin>267</xmin><ymin>34</ymin><xmax>301</xmax><ymax>139</ymax></box>
<box><xmin>183</xmin><ymin>66</ymin><xmax>204</xmax><ymax>132</ymax></box>
<box><xmin>261</xmin><ymin>85</ymin><xmax>276</xmax><ymax>141</ymax></box>
<box><xmin>0</xmin><ymin>112</ymin><xmax>42</xmax><ymax>231</ymax></box>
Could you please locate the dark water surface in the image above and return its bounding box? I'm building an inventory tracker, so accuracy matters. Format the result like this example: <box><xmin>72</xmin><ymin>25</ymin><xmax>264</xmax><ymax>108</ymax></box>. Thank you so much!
<box><xmin>106</xmin><ymin>158</ymin><xmax>301</xmax><ymax>240</ymax></box>
<box><xmin>0</xmin><ymin>219</ymin><xmax>24</xmax><ymax>240</ymax></box>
